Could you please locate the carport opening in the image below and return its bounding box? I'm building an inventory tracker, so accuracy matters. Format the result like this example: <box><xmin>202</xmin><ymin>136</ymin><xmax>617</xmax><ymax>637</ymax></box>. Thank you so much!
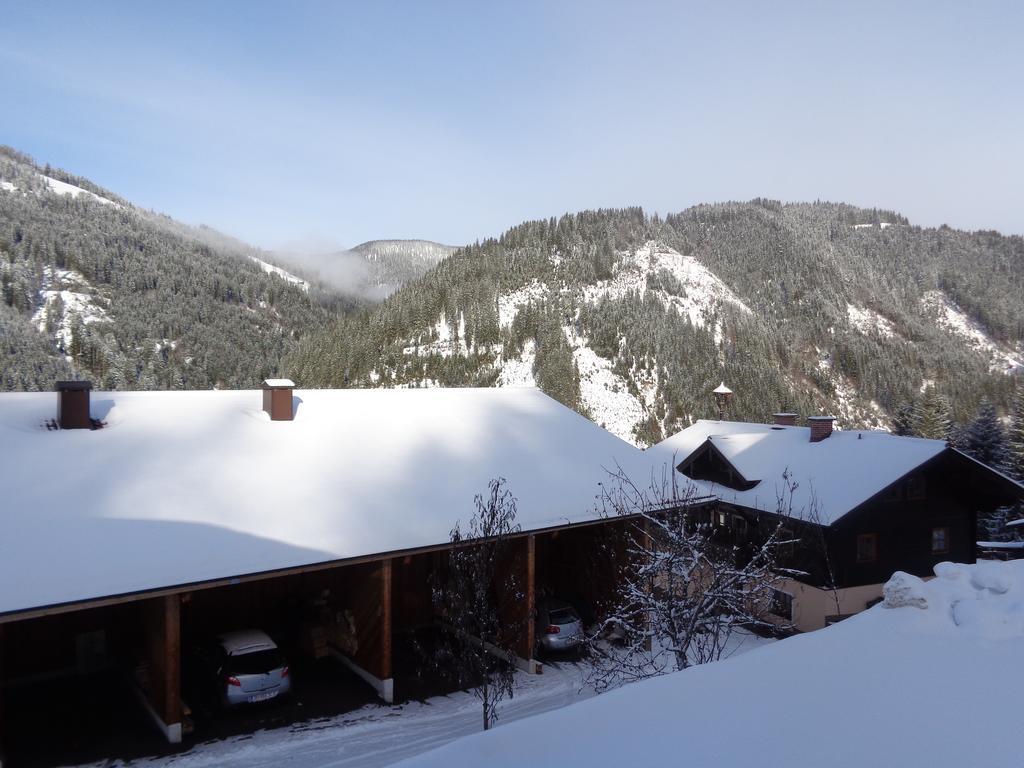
<box><xmin>0</xmin><ymin>602</ymin><xmax>170</xmax><ymax>768</ymax></box>
<box><xmin>179</xmin><ymin>566</ymin><xmax>383</xmax><ymax>741</ymax></box>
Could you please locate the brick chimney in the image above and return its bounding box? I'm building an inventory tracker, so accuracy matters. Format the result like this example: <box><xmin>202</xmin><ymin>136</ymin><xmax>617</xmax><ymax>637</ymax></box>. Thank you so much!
<box><xmin>808</xmin><ymin>416</ymin><xmax>836</xmax><ymax>442</ymax></box>
<box><xmin>773</xmin><ymin>412</ymin><xmax>798</xmax><ymax>427</ymax></box>
<box><xmin>263</xmin><ymin>379</ymin><xmax>295</xmax><ymax>421</ymax></box>
<box><xmin>56</xmin><ymin>380</ymin><xmax>93</xmax><ymax>429</ymax></box>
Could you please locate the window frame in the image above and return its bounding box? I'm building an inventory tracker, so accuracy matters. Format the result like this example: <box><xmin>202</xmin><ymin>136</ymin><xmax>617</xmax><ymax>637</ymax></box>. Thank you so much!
<box><xmin>770</xmin><ymin>588</ymin><xmax>794</xmax><ymax>621</ymax></box>
<box><xmin>856</xmin><ymin>533</ymin><xmax>878</xmax><ymax>563</ymax></box>
<box><xmin>931</xmin><ymin>526</ymin><xmax>950</xmax><ymax>554</ymax></box>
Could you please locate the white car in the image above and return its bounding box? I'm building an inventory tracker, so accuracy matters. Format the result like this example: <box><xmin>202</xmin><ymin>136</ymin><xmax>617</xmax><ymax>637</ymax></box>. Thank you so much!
<box><xmin>536</xmin><ymin>600</ymin><xmax>584</xmax><ymax>653</ymax></box>
<box><xmin>202</xmin><ymin>630</ymin><xmax>292</xmax><ymax>708</ymax></box>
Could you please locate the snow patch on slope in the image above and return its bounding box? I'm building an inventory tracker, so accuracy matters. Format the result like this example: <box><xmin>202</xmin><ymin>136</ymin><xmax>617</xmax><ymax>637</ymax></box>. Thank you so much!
<box><xmin>40</xmin><ymin>175</ymin><xmax>120</xmax><ymax>208</ymax></box>
<box><xmin>0</xmin><ymin>181</ymin><xmax>16</xmax><ymax>192</ymax></box>
<box><xmin>497</xmin><ymin>280</ymin><xmax>549</xmax><ymax>328</ymax></box>
<box><xmin>250</xmin><ymin>256</ymin><xmax>310</xmax><ymax>292</ymax></box>
<box><xmin>846</xmin><ymin>303</ymin><xmax>896</xmax><ymax>338</ymax></box>
<box><xmin>563</xmin><ymin>326</ymin><xmax>646</xmax><ymax>445</ymax></box>
<box><xmin>921</xmin><ymin>290</ymin><xmax>1023</xmax><ymax>373</ymax></box>
<box><xmin>497</xmin><ymin>339</ymin><xmax>537</xmax><ymax>387</ymax></box>
<box><xmin>31</xmin><ymin>267</ymin><xmax>111</xmax><ymax>355</ymax></box>
<box><xmin>816</xmin><ymin>351</ymin><xmax>889</xmax><ymax>430</ymax></box>
<box><xmin>584</xmin><ymin>241</ymin><xmax>751</xmax><ymax>329</ymax></box>
<box><xmin>404</xmin><ymin>312</ymin><xmax>474</xmax><ymax>357</ymax></box>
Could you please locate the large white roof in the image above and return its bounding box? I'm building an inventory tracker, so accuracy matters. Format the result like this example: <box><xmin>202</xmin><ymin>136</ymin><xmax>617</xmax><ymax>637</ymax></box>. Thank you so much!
<box><xmin>647</xmin><ymin>419</ymin><xmax>948</xmax><ymax>525</ymax></box>
<box><xmin>0</xmin><ymin>388</ymin><xmax>641</xmax><ymax>615</ymax></box>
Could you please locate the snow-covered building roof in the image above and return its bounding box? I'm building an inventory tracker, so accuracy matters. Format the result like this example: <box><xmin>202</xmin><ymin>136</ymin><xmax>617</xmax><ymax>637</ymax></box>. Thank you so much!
<box><xmin>0</xmin><ymin>388</ymin><xmax>642</xmax><ymax>616</ymax></box>
<box><xmin>646</xmin><ymin>420</ymin><xmax>949</xmax><ymax>525</ymax></box>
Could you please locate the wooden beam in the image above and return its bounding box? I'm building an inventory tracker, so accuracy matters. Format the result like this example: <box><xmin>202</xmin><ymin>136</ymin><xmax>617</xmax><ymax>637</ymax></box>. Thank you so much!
<box><xmin>380</xmin><ymin>559</ymin><xmax>393</xmax><ymax>682</ymax></box>
<box><xmin>0</xmin><ymin>509</ymin><xmax>716</xmax><ymax>626</ymax></box>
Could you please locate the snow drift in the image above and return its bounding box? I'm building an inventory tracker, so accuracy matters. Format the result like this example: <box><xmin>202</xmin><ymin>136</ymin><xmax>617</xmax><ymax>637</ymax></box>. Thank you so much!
<box><xmin>397</xmin><ymin>559</ymin><xmax>1024</xmax><ymax>768</ymax></box>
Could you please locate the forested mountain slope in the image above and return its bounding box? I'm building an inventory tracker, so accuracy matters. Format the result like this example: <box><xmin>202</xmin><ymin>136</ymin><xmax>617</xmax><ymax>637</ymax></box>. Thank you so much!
<box><xmin>288</xmin><ymin>203</ymin><xmax>1024</xmax><ymax>445</ymax></box>
<box><xmin>0</xmin><ymin>146</ymin><xmax>356</xmax><ymax>390</ymax></box>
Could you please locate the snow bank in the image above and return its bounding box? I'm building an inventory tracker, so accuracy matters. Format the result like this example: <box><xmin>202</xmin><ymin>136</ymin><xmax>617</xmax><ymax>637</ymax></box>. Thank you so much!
<box><xmin>397</xmin><ymin>560</ymin><xmax>1024</xmax><ymax>768</ymax></box>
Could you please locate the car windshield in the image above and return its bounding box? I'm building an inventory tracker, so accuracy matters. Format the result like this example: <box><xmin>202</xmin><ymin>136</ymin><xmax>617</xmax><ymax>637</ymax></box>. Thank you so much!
<box><xmin>224</xmin><ymin>649</ymin><xmax>284</xmax><ymax>675</ymax></box>
<box><xmin>549</xmin><ymin>608</ymin><xmax>579</xmax><ymax>625</ymax></box>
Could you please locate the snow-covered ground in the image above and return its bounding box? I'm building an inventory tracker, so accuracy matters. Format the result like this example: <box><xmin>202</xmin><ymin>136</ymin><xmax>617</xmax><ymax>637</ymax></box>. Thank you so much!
<box><xmin>81</xmin><ymin>632</ymin><xmax>771</xmax><ymax>768</ymax></box>
<box><xmin>250</xmin><ymin>256</ymin><xmax>310</xmax><ymax>292</ymax></box>
<box><xmin>921</xmin><ymin>290</ymin><xmax>1023</xmax><ymax>373</ymax></box>
<box><xmin>398</xmin><ymin>560</ymin><xmax>1024</xmax><ymax>768</ymax></box>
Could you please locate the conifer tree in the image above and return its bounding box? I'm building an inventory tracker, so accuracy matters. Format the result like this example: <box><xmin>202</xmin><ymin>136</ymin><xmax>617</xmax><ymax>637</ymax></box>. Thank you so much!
<box><xmin>961</xmin><ymin>398</ymin><xmax>1008</xmax><ymax>471</ymax></box>
<box><xmin>1007</xmin><ymin>382</ymin><xmax>1024</xmax><ymax>482</ymax></box>
<box><xmin>915</xmin><ymin>388</ymin><xmax>953</xmax><ymax>441</ymax></box>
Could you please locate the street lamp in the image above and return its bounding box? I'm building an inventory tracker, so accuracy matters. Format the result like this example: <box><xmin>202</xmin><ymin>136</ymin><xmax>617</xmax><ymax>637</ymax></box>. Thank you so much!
<box><xmin>713</xmin><ymin>382</ymin><xmax>733</xmax><ymax>421</ymax></box>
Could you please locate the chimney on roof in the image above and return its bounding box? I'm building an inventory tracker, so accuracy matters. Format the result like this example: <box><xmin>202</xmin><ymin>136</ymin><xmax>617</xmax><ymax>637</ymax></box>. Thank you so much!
<box><xmin>263</xmin><ymin>379</ymin><xmax>295</xmax><ymax>421</ymax></box>
<box><xmin>808</xmin><ymin>416</ymin><xmax>836</xmax><ymax>442</ymax></box>
<box><xmin>773</xmin><ymin>412</ymin><xmax>798</xmax><ymax>427</ymax></box>
<box><xmin>56</xmin><ymin>380</ymin><xmax>93</xmax><ymax>429</ymax></box>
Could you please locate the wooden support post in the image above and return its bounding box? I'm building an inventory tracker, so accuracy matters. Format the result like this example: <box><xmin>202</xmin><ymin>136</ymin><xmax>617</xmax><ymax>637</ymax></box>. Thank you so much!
<box><xmin>342</xmin><ymin>559</ymin><xmax>394</xmax><ymax>703</ymax></box>
<box><xmin>136</xmin><ymin>594</ymin><xmax>182</xmax><ymax>743</ymax></box>
<box><xmin>500</xmin><ymin>534</ymin><xmax>540</xmax><ymax>674</ymax></box>
<box><xmin>523</xmin><ymin>535</ymin><xmax>536</xmax><ymax>666</ymax></box>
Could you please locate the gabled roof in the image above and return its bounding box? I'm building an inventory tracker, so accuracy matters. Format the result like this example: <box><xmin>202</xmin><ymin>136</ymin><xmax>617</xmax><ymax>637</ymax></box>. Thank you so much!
<box><xmin>647</xmin><ymin>420</ymin><xmax>949</xmax><ymax>525</ymax></box>
<box><xmin>0</xmin><ymin>388</ymin><xmax>641</xmax><ymax>616</ymax></box>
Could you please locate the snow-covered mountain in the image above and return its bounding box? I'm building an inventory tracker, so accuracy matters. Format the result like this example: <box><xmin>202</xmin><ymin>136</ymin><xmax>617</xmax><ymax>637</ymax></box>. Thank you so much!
<box><xmin>289</xmin><ymin>204</ymin><xmax>1024</xmax><ymax>445</ymax></box>
<box><xmin>0</xmin><ymin>146</ymin><xmax>341</xmax><ymax>390</ymax></box>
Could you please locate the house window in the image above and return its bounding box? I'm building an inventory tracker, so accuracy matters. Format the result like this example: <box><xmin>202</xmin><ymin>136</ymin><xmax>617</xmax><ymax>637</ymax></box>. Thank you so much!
<box><xmin>770</xmin><ymin>588</ymin><xmax>794</xmax><ymax>621</ymax></box>
<box><xmin>717</xmin><ymin>511</ymin><xmax>729</xmax><ymax>528</ymax></box>
<box><xmin>856</xmin><ymin>533</ymin><xmax>878</xmax><ymax>563</ymax></box>
<box><xmin>906</xmin><ymin>475</ymin><xmax>927</xmax><ymax>500</ymax></box>
<box><xmin>931</xmin><ymin>527</ymin><xmax>950</xmax><ymax>554</ymax></box>
<box><xmin>733</xmin><ymin>515</ymin><xmax>748</xmax><ymax>537</ymax></box>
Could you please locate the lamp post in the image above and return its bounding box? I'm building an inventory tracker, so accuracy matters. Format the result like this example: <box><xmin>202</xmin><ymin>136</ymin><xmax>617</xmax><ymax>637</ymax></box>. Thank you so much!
<box><xmin>712</xmin><ymin>382</ymin><xmax>733</xmax><ymax>421</ymax></box>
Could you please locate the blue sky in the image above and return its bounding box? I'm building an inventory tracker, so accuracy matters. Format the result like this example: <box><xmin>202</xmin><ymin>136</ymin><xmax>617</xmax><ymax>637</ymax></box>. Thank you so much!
<box><xmin>2</xmin><ymin>1</ymin><xmax>1022</xmax><ymax>248</ymax></box>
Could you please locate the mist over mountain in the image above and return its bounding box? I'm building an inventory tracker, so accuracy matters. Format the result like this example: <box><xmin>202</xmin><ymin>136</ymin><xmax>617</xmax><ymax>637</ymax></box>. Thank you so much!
<box><xmin>273</xmin><ymin>239</ymin><xmax>457</xmax><ymax>302</ymax></box>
